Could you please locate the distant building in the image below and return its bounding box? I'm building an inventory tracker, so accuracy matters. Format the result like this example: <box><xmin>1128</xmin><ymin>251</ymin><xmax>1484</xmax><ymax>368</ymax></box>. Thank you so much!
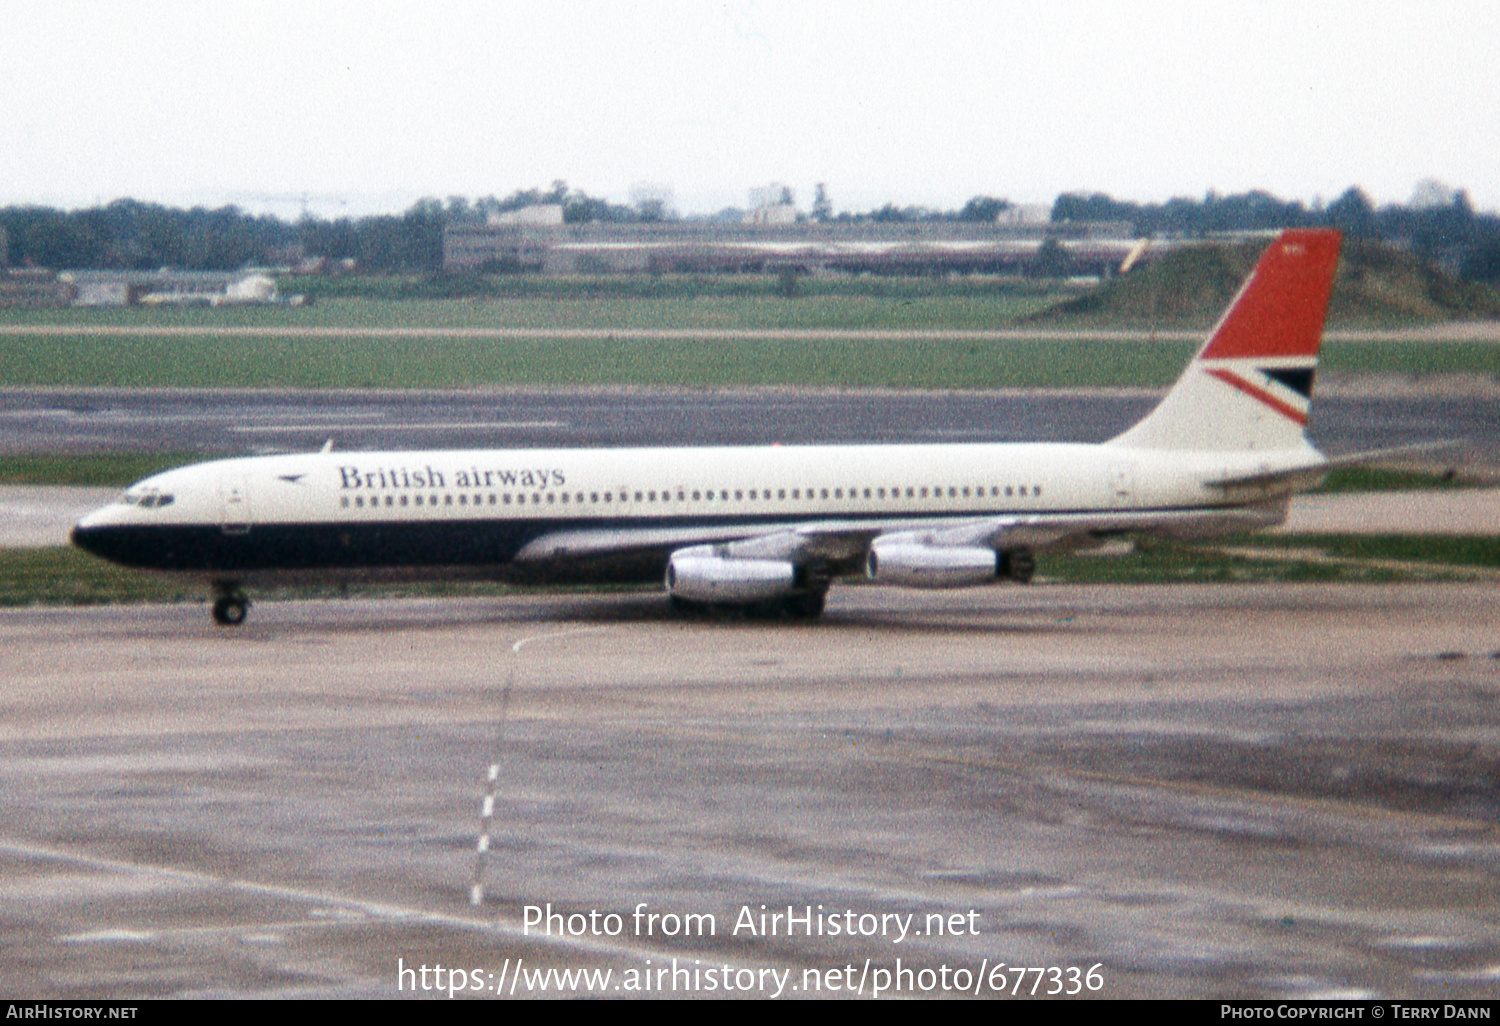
<box><xmin>748</xmin><ymin>184</ymin><xmax>796</xmax><ymax>209</ymax></box>
<box><xmin>997</xmin><ymin>204</ymin><xmax>1051</xmax><ymax>227</ymax></box>
<box><xmin>488</xmin><ymin>204</ymin><xmax>564</xmax><ymax>227</ymax></box>
<box><xmin>0</xmin><ymin>269</ymin><xmax>71</xmax><ymax>308</ymax></box>
<box><xmin>746</xmin><ymin>184</ymin><xmax>798</xmax><ymax>225</ymax></box>
<box><xmin>60</xmin><ymin>270</ymin><xmax>288</xmax><ymax>307</ymax></box>
<box><xmin>744</xmin><ymin>203</ymin><xmax>797</xmax><ymax>226</ymax></box>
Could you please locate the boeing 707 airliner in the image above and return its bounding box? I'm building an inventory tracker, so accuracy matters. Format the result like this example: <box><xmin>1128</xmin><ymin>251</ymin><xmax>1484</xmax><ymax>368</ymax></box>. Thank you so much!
<box><xmin>74</xmin><ymin>229</ymin><xmax>1351</xmax><ymax>625</ymax></box>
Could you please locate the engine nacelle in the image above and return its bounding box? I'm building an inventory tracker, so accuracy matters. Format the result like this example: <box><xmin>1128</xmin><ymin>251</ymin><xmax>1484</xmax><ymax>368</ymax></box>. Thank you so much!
<box><xmin>864</xmin><ymin>543</ymin><xmax>999</xmax><ymax>589</ymax></box>
<box><xmin>665</xmin><ymin>546</ymin><xmax>798</xmax><ymax>603</ymax></box>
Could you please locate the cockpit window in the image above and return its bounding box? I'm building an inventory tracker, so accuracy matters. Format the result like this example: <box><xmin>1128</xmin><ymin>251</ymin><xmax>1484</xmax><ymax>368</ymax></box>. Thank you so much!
<box><xmin>123</xmin><ymin>490</ymin><xmax>174</xmax><ymax>509</ymax></box>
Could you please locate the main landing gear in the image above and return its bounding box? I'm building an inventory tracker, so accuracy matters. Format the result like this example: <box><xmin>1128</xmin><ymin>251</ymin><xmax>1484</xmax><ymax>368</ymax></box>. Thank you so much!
<box><xmin>1000</xmin><ymin>548</ymin><xmax>1036</xmax><ymax>584</ymax></box>
<box><xmin>211</xmin><ymin>584</ymin><xmax>250</xmax><ymax>626</ymax></box>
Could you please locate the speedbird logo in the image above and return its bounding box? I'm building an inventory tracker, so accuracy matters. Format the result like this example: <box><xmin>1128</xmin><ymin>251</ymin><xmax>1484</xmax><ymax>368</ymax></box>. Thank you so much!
<box><xmin>1204</xmin><ymin>366</ymin><xmax>1314</xmax><ymax>425</ymax></box>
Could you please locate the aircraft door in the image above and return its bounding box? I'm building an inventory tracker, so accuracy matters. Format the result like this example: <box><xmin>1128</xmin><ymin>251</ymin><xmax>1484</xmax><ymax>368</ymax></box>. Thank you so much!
<box><xmin>219</xmin><ymin>474</ymin><xmax>253</xmax><ymax>535</ymax></box>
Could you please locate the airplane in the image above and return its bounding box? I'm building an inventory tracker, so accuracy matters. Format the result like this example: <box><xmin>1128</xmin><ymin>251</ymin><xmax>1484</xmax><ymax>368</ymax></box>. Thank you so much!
<box><xmin>74</xmin><ymin>228</ymin><xmax>1355</xmax><ymax>627</ymax></box>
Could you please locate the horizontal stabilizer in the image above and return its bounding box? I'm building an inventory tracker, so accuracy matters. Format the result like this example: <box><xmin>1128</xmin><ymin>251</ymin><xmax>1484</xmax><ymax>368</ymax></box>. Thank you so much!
<box><xmin>1205</xmin><ymin>440</ymin><xmax>1460</xmax><ymax>491</ymax></box>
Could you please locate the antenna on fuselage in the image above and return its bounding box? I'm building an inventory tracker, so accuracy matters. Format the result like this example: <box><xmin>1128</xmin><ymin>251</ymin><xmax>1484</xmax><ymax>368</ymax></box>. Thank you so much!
<box><xmin>320</xmin><ymin>438</ymin><xmax>334</xmax><ymax>453</ymax></box>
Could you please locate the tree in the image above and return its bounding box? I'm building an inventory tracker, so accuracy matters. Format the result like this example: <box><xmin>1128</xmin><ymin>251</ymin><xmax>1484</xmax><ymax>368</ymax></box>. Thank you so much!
<box><xmin>811</xmin><ymin>183</ymin><xmax>832</xmax><ymax>222</ymax></box>
<box><xmin>1325</xmin><ymin>187</ymin><xmax>1376</xmax><ymax>239</ymax></box>
<box><xmin>958</xmin><ymin>196</ymin><xmax>1009</xmax><ymax>222</ymax></box>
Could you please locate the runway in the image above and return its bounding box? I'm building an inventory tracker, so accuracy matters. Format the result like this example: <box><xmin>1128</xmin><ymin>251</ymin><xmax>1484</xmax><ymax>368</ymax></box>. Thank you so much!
<box><xmin>1</xmin><ymin>585</ymin><xmax>1497</xmax><ymax>998</ymax></box>
<box><xmin>3</xmin><ymin>381</ymin><xmax>1498</xmax><ymax>461</ymax></box>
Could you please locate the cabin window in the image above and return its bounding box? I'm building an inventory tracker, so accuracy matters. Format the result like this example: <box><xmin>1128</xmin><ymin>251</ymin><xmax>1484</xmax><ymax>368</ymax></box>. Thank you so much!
<box><xmin>341</xmin><ymin>496</ymin><xmax>349</xmax><ymax>508</ymax></box>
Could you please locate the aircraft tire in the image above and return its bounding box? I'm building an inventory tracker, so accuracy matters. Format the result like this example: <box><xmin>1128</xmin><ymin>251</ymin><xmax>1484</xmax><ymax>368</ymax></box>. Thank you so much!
<box><xmin>782</xmin><ymin>590</ymin><xmax>826</xmax><ymax>620</ymax></box>
<box><xmin>212</xmin><ymin>595</ymin><xmax>249</xmax><ymax>626</ymax></box>
<box><xmin>1003</xmin><ymin>548</ymin><xmax>1036</xmax><ymax>584</ymax></box>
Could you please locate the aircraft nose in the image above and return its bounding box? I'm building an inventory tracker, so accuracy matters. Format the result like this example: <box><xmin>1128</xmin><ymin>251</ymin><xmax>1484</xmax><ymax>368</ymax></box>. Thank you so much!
<box><xmin>71</xmin><ymin>521</ymin><xmax>99</xmax><ymax>556</ymax></box>
<box><xmin>71</xmin><ymin>503</ymin><xmax>120</xmax><ymax>557</ymax></box>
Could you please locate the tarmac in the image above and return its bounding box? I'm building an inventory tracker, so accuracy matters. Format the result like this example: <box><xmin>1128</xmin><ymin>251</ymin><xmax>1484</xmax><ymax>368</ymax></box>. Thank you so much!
<box><xmin>0</xmin><ymin>584</ymin><xmax>1497</xmax><ymax>998</ymax></box>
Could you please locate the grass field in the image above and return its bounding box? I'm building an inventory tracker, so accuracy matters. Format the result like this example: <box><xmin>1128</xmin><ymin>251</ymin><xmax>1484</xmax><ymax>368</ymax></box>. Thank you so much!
<box><xmin>4</xmin><ymin>277</ymin><xmax>1498</xmax><ymax>389</ymax></box>
<box><xmin>0</xmin><ymin>290</ymin><xmax>1070</xmax><ymax>332</ymax></box>
<box><xmin>0</xmin><ymin>453</ymin><xmax>206</xmax><ymax>486</ymax></box>
<box><xmin>0</xmin><ymin>332</ymin><xmax>1199</xmax><ymax>389</ymax></box>
<box><xmin>2</xmin><ymin>328</ymin><xmax>1496</xmax><ymax>390</ymax></box>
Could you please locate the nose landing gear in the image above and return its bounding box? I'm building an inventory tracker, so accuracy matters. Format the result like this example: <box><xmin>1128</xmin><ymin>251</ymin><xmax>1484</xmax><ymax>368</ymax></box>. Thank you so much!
<box><xmin>211</xmin><ymin>585</ymin><xmax>250</xmax><ymax>626</ymax></box>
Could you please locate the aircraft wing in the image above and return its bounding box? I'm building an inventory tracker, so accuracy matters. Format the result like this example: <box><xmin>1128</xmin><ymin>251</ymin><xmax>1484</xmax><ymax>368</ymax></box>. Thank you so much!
<box><xmin>513</xmin><ymin>503</ymin><xmax>1288</xmax><ymax>577</ymax></box>
<box><xmin>513</xmin><ymin>519</ymin><xmax>883</xmax><ymax>571</ymax></box>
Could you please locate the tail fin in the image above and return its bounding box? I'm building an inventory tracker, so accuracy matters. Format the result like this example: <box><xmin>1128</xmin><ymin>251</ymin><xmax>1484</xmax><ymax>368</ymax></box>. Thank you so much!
<box><xmin>1107</xmin><ymin>228</ymin><xmax>1342</xmax><ymax>452</ymax></box>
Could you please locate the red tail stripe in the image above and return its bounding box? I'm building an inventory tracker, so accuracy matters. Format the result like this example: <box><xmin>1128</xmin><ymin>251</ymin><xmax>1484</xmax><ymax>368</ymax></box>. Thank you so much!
<box><xmin>1206</xmin><ymin>368</ymin><xmax>1310</xmax><ymax>426</ymax></box>
<box><xmin>1199</xmin><ymin>229</ymin><xmax>1342</xmax><ymax>360</ymax></box>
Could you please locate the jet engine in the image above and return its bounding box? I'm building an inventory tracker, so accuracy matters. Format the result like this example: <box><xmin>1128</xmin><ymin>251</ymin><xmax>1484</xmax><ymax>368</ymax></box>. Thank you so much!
<box><xmin>665</xmin><ymin>545</ymin><xmax>798</xmax><ymax>602</ymax></box>
<box><xmin>864</xmin><ymin>543</ymin><xmax>999</xmax><ymax>589</ymax></box>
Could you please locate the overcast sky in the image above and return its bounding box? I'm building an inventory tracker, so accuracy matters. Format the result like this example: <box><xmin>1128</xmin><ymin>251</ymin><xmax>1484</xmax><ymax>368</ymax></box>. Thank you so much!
<box><xmin>4</xmin><ymin>1</ymin><xmax>1496</xmax><ymax>219</ymax></box>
